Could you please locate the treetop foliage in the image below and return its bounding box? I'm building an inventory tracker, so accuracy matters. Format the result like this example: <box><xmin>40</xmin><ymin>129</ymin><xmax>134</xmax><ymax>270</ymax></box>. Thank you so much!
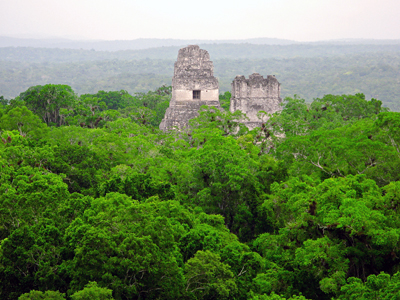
<box><xmin>1</xmin><ymin>84</ymin><xmax>400</xmax><ymax>300</ymax></box>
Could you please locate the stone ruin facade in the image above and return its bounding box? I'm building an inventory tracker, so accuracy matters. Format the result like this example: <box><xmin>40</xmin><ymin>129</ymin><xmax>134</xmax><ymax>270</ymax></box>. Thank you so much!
<box><xmin>159</xmin><ymin>45</ymin><xmax>282</xmax><ymax>131</ymax></box>
<box><xmin>230</xmin><ymin>73</ymin><xmax>282</xmax><ymax>129</ymax></box>
<box><xmin>159</xmin><ymin>45</ymin><xmax>221</xmax><ymax>130</ymax></box>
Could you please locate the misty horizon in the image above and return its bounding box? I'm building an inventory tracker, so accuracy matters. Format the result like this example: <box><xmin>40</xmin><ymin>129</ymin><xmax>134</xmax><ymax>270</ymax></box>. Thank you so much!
<box><xmin>1</xmin><ymin>0</ymin><xmax>399</xmax><ymax>42</ymax></box>
<box><xmin>2</xmin><ymin>34</ymin><xmax>400</xmax><ymax>44</ymax></box>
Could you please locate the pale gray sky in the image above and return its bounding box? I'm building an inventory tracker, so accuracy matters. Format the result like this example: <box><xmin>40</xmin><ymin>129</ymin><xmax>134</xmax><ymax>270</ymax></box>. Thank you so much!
<box><xmin>1</xmin><ymin>0</ymin><xmax>399</xmax><ymax>41</ymax></box>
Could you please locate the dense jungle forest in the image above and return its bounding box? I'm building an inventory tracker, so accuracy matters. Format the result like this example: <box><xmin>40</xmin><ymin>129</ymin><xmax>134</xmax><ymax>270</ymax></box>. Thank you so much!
<box><xmin>1</xmin><ymin>43</ymin><xmax>400</xmax><ymax>110</ymax></box>
<box><xmin>1</xmin><ymin>82</ymin><xmax>400</xmax><ymax>300</ymax></box>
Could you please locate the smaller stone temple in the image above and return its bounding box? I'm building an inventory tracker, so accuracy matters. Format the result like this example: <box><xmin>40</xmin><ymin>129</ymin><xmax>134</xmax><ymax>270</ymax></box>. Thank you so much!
<box><xmin>230</xmin><ymin>73</ymin><xmax>282</xmax><ymax>129</ymax></box>
<box><xmin>159</xmin><ymin>45</ymin><xmax>221</xmax><ymax>130</ymax></box>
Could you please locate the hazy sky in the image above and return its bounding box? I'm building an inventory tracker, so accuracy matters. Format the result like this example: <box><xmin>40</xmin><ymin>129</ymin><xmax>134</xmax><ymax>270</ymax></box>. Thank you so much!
<box><xmin>1</xmin><ymin>0</ymin><xmax>399</xmax><ymax>41</ymax></box>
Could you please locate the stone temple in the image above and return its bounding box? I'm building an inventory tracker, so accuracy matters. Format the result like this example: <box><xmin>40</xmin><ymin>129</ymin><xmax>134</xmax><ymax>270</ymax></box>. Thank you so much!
<box><xmin>160</xmin><ymin>45</ymin><xmax>282</xmax><ymax>131</ymax></box>
<box><xmin>159</xmin><ymin>45</ymin><xmax>221</xmax><ymax>130</ymax></box>
<box><xmin>230</xmin><ymin>73</ymin><xmax>282</xmax><ymax>129</ymax></box>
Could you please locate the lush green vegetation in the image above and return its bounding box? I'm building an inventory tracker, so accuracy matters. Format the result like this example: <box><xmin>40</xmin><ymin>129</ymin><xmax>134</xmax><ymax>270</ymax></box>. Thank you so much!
<box><xmin>1</xmin><ymin>84</ymin><xmax>400</xmax><ymax>299</ymax></box>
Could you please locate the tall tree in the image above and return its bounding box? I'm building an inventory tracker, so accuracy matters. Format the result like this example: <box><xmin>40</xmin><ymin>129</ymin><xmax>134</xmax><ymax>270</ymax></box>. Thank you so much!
<box><xmin>19</xmin><ymin>84</ymin><xmax>76</xmax><ymax>126</ymax></box>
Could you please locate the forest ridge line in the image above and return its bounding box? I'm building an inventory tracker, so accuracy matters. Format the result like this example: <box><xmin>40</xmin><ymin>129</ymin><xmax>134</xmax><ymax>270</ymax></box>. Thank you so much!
<box><xmin>2</xmin><ymin>36</ymin><xmax>400</xmax><ymax>51</ymax></box>
<box><xmin>1</xmin><ymin>43</ymin><xmax>400</xmax><ymax>110</ymax></box>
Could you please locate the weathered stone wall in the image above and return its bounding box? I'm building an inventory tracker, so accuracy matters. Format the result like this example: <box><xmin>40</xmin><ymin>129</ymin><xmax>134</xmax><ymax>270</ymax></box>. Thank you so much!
<box><xmin>230</xmin><ymin>73</ymin><xmax>282</xmax><ymax>129</ymax></box>
<box><xmin>159</xmin><ymin>45</ymin><xmax>221</xmax><ymax>130</ymax></box>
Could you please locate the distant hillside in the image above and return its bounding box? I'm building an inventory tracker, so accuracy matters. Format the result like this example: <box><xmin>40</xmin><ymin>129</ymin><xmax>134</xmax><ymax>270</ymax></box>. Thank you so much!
<box><xmin>2</xmin><ymin>36</ymin><xmax>400</xmax><ymax>51</ymax></box>
<box><xmin>1</xmin><ymin>53</ymin><xmax>399</xmax><ymax>111</ymax></box>
<box><xmin>2</xmin><ymin>44</ymin><xmax>400</xmax><ymax>62</ymax></box>
<box><xmin>311</xmin><ymin>38</ymin><xmax>400</xmax><ymax>45</ymax></box>
<box><xmin>0</xmin><ymin>37</ymin><xmax>298</xmax><ymax>51</ymax></box>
